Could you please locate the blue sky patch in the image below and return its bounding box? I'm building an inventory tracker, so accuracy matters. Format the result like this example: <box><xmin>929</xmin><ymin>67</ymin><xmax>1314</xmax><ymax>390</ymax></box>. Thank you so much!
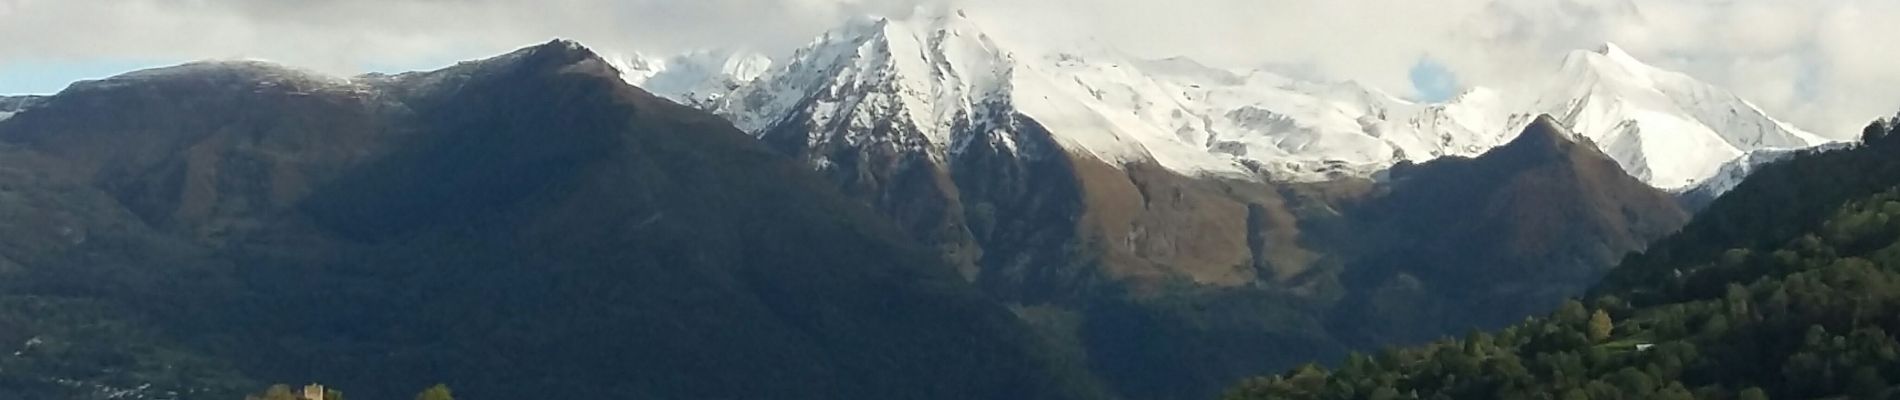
<box><xmin>0</xmin><ymin>59</ymin><xmax>183</xmax><ymax>95</ymax></box>
<box><xmin>1408</xmin><ymin>57</ymin><xmax>1460</xmax><ymax>103</ymax></box>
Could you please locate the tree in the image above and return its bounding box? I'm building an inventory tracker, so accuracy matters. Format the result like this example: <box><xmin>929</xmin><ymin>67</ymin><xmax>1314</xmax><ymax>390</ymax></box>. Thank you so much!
<box><xmin>1368</xmin><ymin>386</ymin><xmax>1401</xmax><ymax>400</ymax></box>
<box><xmin>1863</xmin><ymin>120</ymin><xmax>1890</xmax><ymax>144</ymax></box>
<box><xmin>1610</xmin><ymin>367</ymin><xmax>1655</xmax><ymax>396</ymax></box>
<box><xmin>1848</xmin><ymin>366</ymin><xmax>1887</xmax><ymax>399</ymax></box>
<box><xmin>246</xmin><ymin>385</ymin><xmax>298</xmax><ymax>400</ymax></box>
<box><xmin>1557</xmin><ymin>300</ymin><xmax>1590</xmax><ymax>325</ymax></box>
<box><xmin>1559</xmin><ymin>388</ymin><xmax>1589</xmax><ymax>400</ymax></box>
<box><xmin>1653</xmin><ymin>382</ymin><xmax>1695</xmax><ymax>400</ymax></box>
<box><xmin>1588</xmin><ymin>309</ymin><xmax>1614</xmax><ymax>342</ymax></box>
<box><xmin>1700</xmin><ymin>314</ymin><xmax>1730</xmax><ymax>338</ymax></box>
<box><xmin>1737</xmin><ymin>387</ymin><xmax>1770</xmax><ymax>400</ymax></box>
<box><xmin>416</xmin><ymin>384</ymin><xmax>454</xmax><ymax>400</ymax></box>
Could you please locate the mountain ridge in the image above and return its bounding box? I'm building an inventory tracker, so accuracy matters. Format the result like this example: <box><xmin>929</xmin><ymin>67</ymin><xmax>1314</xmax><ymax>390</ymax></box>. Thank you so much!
<box><xmin>573</xmin><ymin>23</ymin><xmax>1724</xmax><ymax>398</ymax></box>
<box><xmin>1226</xmin><ymin>115</ymin><xmax>1900</xmax><ymax>400</ymax></box>
<box><xmin>0</xmin><ymin>35</ymin><xmax>1790</xmax><ymax>400</ymax></box>
<box><xmin>0</xmin><ymin>39</ymin><xmax>1104</xmax><ymax>399</ymax></box>
<box><xmin>627</xmin><ymin>11</ymin><xmax>1831</xmax><ymax>189</ymax></box>
<box><xmin>1334</xmin><ymin>114</ymin><xmax>1689</xmax><ymax>344</ymax></box>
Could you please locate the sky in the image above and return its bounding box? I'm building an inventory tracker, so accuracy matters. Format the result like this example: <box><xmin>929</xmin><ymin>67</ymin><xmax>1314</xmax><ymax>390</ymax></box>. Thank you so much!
<box><xmin>2</xmin><ymin>0</ymin><xmax>1898</xmax><ymax>138</ymax></box>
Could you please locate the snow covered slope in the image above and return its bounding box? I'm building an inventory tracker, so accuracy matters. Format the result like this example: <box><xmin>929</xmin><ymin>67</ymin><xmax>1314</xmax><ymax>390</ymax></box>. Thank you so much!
<box><xmin>627</xmin><ymin>12</ymin><xmax>1827</xmax><ymax>190</ymax></box>
<box><xmin>1523</xmin><ymin>44</ymin><xmax>1829</xmax><ymax>189</ymax></box>
<box><xmin>1683</xmin><ymin>141</ymin><xmax>1855</xmax><ymax>204</ymax></box>
<box><xmin>610</xmin><ymin>49</ymin><xmax>771</xmax><ymax>109</ymax></box>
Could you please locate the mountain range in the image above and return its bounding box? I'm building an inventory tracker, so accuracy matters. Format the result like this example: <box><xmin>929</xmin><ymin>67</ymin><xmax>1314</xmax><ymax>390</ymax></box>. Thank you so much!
<box><xmin>0</xmin><ymin>10</ymin><xmax>1850</xmax><ymax>400</ymax></box>
<box><xmin>587</xmin><ymin>12</ymin><xmax>1830</xmax><ymax>398</ymax></box>
<box><xmin>1229</xmin><ymin>116</ymin><xmax>1900</xmax><ymax>400</ymax></box>
<box><xmin>616</xmin><ymin>11</ymin><xmax>1828</xmax><ymax>191</ymax></box>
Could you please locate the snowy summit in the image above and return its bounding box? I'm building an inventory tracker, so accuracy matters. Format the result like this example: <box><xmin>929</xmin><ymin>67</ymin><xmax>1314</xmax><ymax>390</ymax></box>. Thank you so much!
<box><xmin>615</xmin><ymin>11</ymin><xmax>1830</xmax><ymax>190</ymax></box>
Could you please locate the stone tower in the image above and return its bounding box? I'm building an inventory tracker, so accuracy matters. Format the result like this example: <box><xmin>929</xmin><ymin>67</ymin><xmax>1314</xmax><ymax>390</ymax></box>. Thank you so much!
<box><xmin>301</xmin><ymin>384</ymin><xmax>326</xmax><ymax>400</ymax></box>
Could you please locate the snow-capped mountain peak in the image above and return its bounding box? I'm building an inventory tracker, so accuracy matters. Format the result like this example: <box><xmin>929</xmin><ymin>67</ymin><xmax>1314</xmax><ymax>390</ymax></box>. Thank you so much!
<box><xmin>1531</xmin><ymin>42</ymin><xmax>1829</xmax><ymax>189</ymax></box>
<box><xmin>1593</xmin><ymin>42</ymin><xmax>1647</xmax><ymax>70</ymax></box>
<box><xmin>617</xmin><ymin>16</ymin><xmax>1830</xmax><ymax>190</ymax></box>
<box><xmin>610</xmin><ymin>49</ymin><xmax>771</xmax><ymax>108</ymax></box>
<box><xmin>702</xmin><ymin>11</ymin><xmax>1024</xmax><ymax>165</ymax></box>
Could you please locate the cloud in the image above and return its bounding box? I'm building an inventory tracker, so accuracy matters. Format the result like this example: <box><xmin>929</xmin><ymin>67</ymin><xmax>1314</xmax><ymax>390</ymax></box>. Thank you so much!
<box><xmin>1</xmin><ymin>0</ymin><xmax>1897</xmax><ymax>137</ymax></box>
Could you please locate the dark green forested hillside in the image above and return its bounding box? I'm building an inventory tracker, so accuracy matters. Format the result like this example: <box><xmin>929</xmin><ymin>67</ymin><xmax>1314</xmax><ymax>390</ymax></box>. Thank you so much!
<box><xmin>0</xmin><ymin>41</ymin><xmax>1099</xmax><ymax>399</ymax></box>
<box><xmin>1226</xmin><ymin>117</ymin><xmax>1900</xmax><ymax>400</ymax></box>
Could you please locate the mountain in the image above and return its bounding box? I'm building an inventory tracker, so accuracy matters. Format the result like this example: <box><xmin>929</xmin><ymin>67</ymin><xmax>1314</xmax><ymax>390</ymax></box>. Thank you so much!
<box><xmin>609</xmin><ymin>49</ymin><xmax>772</xmax><ymax>109</ymax></box>
<box><xmin>1331</xmin><ymin>116</ymin><xmax>1689</xmax><ymax>343</ymax></box>
<box><xmin>1057</xmin><ymin>115</ymin><xmax>1688</xmax><ymax>400</ymax></box>
<box><xmin>1072</xmin><ymin>116</ymin><xmax>1688</xmax><ymax>398</ymax></box>
<box><xmin>1679</xmin><ymin>142</ymin><xmax>1856</xmax><ymax>210</ymax></box>
<box><xmin>1524</xmin><ymin>43</ymin><xmax>1829</xmax><ymax>189</ymax></box>
<box><xmin>640</xmin><ymin>13</ymin><xmax>1824</xmax><ymax>190</ymax></box>
<box><xmin>1225</xmin><ymin>116</ymin><xmax>1900</xmax><ymax>400</ymax></box>
<box><xmin>602</xmin><ymin>11</ymin><xmax>1718</xmax><ymax>399</ymax></box>
<box><xmin>1314</xmin><ymin>115</ymin><xmax>1690</xmax><ymax>351</ymax></box>
<box><xmin>0</xmin><ymin>15</ymin><xmax>1824</xmax><ymax>399</ymax></box>
<box><xmin>0</xmin><ymin>40</ymin><xmax>1101</xmax><ymax>399</ymax></box>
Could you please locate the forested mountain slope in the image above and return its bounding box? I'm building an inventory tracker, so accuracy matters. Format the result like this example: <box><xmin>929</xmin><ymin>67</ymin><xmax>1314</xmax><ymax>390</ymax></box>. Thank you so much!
<box><xmin>1226</xmin><ymin>117</ymin><xmax>1900</xmax><ymax>400</ymax></box>
<box><xmin>0</xmin><ymin>40</ymin><xmax>1100</xmax><ymax>400</ymax></box>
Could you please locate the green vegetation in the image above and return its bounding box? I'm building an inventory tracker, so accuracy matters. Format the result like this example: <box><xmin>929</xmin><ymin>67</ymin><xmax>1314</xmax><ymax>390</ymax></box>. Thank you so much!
<box><xmin>0</xmin><ymin>42</ymin><xmax>1099</xmax><ymax>399</ymax></box>
<box><xmin>241</xmin><ymin>383</ymin><xmax>448</xmax><ymax>400</ymax></box>
<box><xmin>413</xmin><ymin>384</ymin><xmax>452</xmax><ymax>400</ymax></box>
<box><xmin>1226</xmin><ymin>117</ymin><xmax>1900</xmax><ymax>400</ymax></box>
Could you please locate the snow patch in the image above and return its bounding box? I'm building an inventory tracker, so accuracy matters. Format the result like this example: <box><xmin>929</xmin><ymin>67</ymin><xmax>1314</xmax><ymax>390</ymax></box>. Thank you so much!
<box><xmin>1687</xmin><ymin>141</ymin><xmax>1855</xmax><ymax>198</ymax></box>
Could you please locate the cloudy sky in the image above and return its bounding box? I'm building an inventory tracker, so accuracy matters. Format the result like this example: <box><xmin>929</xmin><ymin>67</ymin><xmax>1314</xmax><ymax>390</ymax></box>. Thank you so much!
<box><xmin>2</xmin><ymin>0</ymin><xmax>1897</xmax><ymax>137</ymax></box>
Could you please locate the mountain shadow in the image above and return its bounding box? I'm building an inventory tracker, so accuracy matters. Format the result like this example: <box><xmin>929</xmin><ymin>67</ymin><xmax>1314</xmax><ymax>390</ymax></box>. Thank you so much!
<box><xmin>0</xmin><ymin>40</ymin><xmax>1101</xmax><ymax>400</ymax></box>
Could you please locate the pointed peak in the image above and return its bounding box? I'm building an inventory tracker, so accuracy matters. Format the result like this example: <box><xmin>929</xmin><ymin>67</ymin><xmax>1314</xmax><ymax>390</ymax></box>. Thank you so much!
<box><xmin>548</xmin><ymin>38</ymin><xmax>585</xmax><ymax>49</ymax></box>
<box><xmin>1594</xmin><ymin>42</ymin><xmax>1629</xmax><ymax>58</ymax></box>
<box><xmin>806</xmin><ymin>9</ymin><xmax>1002</xmax><ymax>58</ymax></box>
<box><xmin>853</xmin><ymin>5</ymin><xmax>988</xmax><ymax>36</ymax></box>
<box><xmin>530</xmin><ymin>38</ymin><xmax>604</xmax><ymax>61</ymax></box>
<box><xmin>1506</xmin><ymin>114</ymin><xmax>1583</xmax><ymax>150</ymax></box>
<box><xmin>495</xmin><ymin>38</ymin><xmax>615</xmax><ymax>74</ymax></box>
<box><xmin>392</xmin><ymin>38</ymin><xmax>619</xmax><ymax>90</ymax></box>
<box><xmin>1584</xmin><ymin>42</ymin><xmax>1649</xmax><ymax>67</ymax></box>
<box><xmin>1528</xmin><ymin>114</ymin><xmax>1574</xmax><ymax>136</ymax></box>
<box><xmin>1531</xmin><ymin>114</ymin><xmax>1564</xmax><ymax>128</ymax></box>
<box><xmin>905</xmin><ymin>3</ymin><xmax>964</xmax><ymax>21</ymax></box>
<box><xmin>823</xmin><ymin>15</ymin><xmax>897</xmax><ymax>42</ymax></box>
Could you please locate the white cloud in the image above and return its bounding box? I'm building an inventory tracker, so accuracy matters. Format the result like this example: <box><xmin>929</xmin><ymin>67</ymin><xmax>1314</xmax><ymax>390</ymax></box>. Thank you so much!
<box><xmin>1</xmin><ymin>0</ymin><xmax>1896</xmax><ymax>137</ymax></box>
